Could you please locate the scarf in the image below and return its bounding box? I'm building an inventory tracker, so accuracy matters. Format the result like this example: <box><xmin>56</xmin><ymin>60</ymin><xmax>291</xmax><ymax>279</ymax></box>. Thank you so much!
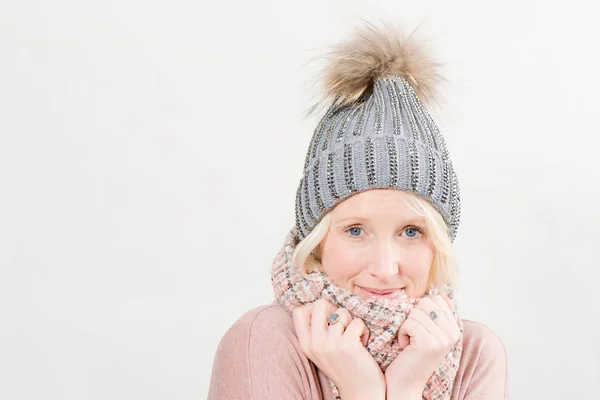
<box><xmin>271</xmin><ymin>227</ymin><xmax>463</xmax><ymax>400</ymax></box>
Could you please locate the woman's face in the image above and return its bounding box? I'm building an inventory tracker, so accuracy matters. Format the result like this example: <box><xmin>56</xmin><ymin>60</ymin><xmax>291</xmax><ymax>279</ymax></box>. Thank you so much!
<box><xmin>320</xmin><ymin>189</ymin><xmax>435</xmax><ymax>300</ymax></box>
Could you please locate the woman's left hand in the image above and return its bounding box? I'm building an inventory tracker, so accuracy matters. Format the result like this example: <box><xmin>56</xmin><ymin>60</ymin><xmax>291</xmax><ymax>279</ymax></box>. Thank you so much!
<box><xmin>384</xmin><ymin>295</ymin><xmax>461</xmax><ymax>398</ymax></box>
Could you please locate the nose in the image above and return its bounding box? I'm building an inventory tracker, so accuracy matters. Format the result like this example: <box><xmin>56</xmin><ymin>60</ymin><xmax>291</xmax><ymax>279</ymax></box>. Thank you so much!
<box><xmin>367</xmin><ymin>240</ymin><xmax>399</xmax><ymax>281</ymax></box>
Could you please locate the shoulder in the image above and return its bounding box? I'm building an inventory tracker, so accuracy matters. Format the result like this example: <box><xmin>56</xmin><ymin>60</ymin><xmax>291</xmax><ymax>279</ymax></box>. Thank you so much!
<box><xmin>461</xmin><ymin>319</ymin><xmax>507</xmax><ymax>360</ymax></box>
<box><xmin>209</xmin><ymin>301</ymin><xmax>318</xmax><ymax>400</ymax></box>
<box><xmin>223</xmin><ymin>300</ymin><xmax>296</xmax><ymax>343</ymax></box>
<box><xmin>213</xmin><ymin>300</ymin><xmax>301</xmax><ymax>366</ymax></box>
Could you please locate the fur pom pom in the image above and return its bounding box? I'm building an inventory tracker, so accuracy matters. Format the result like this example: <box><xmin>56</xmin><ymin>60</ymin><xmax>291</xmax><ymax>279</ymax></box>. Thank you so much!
<box><xmin>311</xmin><ymin>20</ymin><xmax>443</xmax><ymax>113</ymax></box>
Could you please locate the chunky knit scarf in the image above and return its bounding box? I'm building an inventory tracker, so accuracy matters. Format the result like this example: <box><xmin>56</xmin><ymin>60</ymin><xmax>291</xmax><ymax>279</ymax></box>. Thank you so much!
<box><xmin>271</xmin><ymin>227</ymin><xmax>463</xmax><ymax>400</ymax></box>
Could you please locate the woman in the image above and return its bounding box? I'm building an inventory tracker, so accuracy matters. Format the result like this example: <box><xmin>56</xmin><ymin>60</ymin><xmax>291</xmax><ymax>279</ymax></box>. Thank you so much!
<box><xmin>208</xmin><ymin>21</ymin><xmax>507</xmax><ymax>400</ymax></box>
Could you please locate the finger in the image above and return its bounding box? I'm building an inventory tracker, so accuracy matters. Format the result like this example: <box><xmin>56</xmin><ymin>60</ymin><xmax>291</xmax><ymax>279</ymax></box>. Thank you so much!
<box><xmin>398</xmin><ymin>318</ymin><xmax>429</xmax><ymax>348</ymax></box>
<box><xmin>311</xmin><ymin>299</ymin><xmax>336</xmax><ymax>331</ymax></box>
<box><xmin>311</xmin><ymin>299</ymin><xmax>337</xmax><ymax>343</ymax></box>
<box><xmin>292</xmin><ymin>305</ymin><xmax>313</xmax><ymax>354</ymax></box>
<box><xmin>408</xmin><ymin>307</ymin><xmax>444</xmax><ymax>336</ymax></box>
<box><xmin>327</xmin><ymin>308</ymin><xmax>352</xmax><ymax>337</ymax></box>
<box><xmin>417</xmin><ymin>297</ymin><xmax>446</xmax><ymax>321</ymax></box>
<box><xmin>432</xmin><ymin>295</ymin><xmax>453</xmax><ymax>313</ymax></box>
<box><xmin>433</xmin><ymin>296</ymin><xmax>462</xmax><ymax>340</ymax></box>
<box><xmin>343</xmin><ymin>318</ymin><xmax>370</xmax><ymax>347</ymax></box>
<box><xmin>441</xmin><ymin>295</ymin><xmax>455</xmax><ymax>312</ymax></box>
<box><xmin>418</xmin><ymin>298</ymin><xmax>460</xmax><ymax>345</ymax></box>
<box><xmin>417</xmin><ymin>297</ymin><xmax>438</xmax><ymax>313</ymax></box>
<box><xmin>431</xmin><ymin>296</ymin><xmax>453</xmax><ymax>321</ymax></box>
<box><xmin>397</xmin><ymin>332</ymin><xmax>410</xmax><ymax>350</ymax></box>
<box><xmin>419</xmin><ymin>298</ymin><xmax>453</xmax><ymax>333</ymax></box>
<box><xmin>419</xmin><ymin>296</ymin><xmax>451</xmax><ymax>322</ymax></box>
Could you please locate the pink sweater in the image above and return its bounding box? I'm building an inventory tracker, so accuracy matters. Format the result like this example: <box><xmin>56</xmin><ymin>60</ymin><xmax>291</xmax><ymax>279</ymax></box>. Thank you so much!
<box><xmin>208</xmin><ymin>300</ymin><xmax>508</xmax><ymax>400</ymax></box>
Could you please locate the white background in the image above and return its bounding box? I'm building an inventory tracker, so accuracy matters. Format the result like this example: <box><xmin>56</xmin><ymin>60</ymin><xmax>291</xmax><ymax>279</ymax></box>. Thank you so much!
<box><xmin>1</xmin><ymin>1</ymin><xmax>599</xmax><ymax>399</ymax></box>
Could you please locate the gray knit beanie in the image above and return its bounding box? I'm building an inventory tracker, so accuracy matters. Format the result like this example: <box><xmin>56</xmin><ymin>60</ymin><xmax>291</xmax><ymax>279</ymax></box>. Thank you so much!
<box><xmin>295</xmin><ymin>22</ymin><xmax>461</xmax><ymax>242</ymax></box>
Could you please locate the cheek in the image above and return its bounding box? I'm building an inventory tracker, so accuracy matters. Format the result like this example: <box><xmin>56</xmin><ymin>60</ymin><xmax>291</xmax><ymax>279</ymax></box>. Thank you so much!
<box><xmin>320</xmin><ymin>238</ymin><xmax>364</xmax><ymax>280</ymax></box>
<box><xmin>403</xmin><ymin>261</ymin><xmax>431</xmax><ymax>280</ymax></box>
<box><xmin>402</xmin><ymin>248</ymin><xmax>434</xmax><ymax>281</ymax></box>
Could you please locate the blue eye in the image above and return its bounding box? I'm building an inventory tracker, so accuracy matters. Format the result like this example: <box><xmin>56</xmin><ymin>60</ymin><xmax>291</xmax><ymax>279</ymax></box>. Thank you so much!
<box><xmin>403</xmin><ymin>227</ymin><xmax>422</xmax><ymax>239</ymax></box>
<box><xmin>347</xmin><ymin>227</ymin><xmax>363</xmax><ymax>237</ymax></box>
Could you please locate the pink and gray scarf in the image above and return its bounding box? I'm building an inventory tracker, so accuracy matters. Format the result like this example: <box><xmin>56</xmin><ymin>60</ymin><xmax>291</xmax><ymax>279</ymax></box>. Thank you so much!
<box><xmin>271</xmin><ymin>227</ymin><xmax>463</xmax><ymax>400</ymax></box>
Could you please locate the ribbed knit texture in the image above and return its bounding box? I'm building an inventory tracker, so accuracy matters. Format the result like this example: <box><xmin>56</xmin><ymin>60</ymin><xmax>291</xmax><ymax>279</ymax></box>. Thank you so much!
<box><xmin>295</xmin><ymin>75</ymin><xmax>461</xmax><ymax>241</ymax></box>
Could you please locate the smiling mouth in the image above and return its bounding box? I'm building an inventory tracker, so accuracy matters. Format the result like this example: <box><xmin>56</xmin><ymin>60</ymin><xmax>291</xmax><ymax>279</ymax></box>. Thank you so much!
<box><xmin>356</xmin><ymin>286</ymin><xmax>406</xmax><ymax>299</ymax></box>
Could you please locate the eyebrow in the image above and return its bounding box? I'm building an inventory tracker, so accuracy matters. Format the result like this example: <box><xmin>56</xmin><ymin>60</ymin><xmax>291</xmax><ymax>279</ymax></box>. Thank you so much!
<box><xmin>334</xmin><ymin>216</ymin><xmax>426</xmax><ymax>226</ymax></box>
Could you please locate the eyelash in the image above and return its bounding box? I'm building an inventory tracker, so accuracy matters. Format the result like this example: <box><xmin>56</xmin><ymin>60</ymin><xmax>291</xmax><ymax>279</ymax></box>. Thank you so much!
<box><xmin>344</xmin><ymin>225</ymin><xmax>424</xmax><ymax>240</ymax></box>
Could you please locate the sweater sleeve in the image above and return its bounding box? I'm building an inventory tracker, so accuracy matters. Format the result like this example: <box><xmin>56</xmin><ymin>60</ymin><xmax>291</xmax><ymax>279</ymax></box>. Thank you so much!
<box><xmin>458</xmin><ymin>321</ymin><xmax>509</xmax><ymax>400</ymax></box>
<box><xmin>208</xmin><ymin>304</ymin><xmax>325</xmax><ymax>400</ymax></box>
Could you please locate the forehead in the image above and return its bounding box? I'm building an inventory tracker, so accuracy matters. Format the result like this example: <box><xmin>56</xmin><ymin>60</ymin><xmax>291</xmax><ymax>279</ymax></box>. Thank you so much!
<box><xmin>330</xmin><ymin>189</ymin><xmax>424</xmax><ymax>223</ymax></box>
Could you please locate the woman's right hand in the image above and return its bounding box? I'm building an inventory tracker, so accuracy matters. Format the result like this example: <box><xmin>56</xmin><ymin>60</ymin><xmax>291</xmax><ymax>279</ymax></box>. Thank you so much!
<box><xmin>292</xmin><ymin>299</ymin><xmax>386</xmax><ymax>400</ymax></box>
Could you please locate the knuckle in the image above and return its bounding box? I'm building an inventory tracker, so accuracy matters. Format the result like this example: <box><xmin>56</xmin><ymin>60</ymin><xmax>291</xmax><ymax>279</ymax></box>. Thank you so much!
<box><xmin>337</xmin><ymin>308</ymin><xmax>351</xmax><ymax>317</ymax></box>
<box><xmin>410</xmin><ymin>309</ymin><xmax>423</xmax><ymax>319</ymax></box>
<box><xmin>442</xmin><ymin>295</ymin><xmax>453</xmax><ymax>307</ymax></box>
<box><xmin>334</xmin><ymin>308</ymin><xmax>348</xmax><ymax>320</ymax></box>
<box><xmin>419</xmin><ymin>297</ymin><xmax>434</xmax><ymax>308</ymax></box>
<box><xmin>292</xmin><ymin>306</ymin><xmax>303</xmax><ymax>317</ymax></box>
<box><xmin>440</xmin><ymin>338</ymin><xmax>451</xmax><ymax>349</ymax></box>
<box><xmin>351</xmin><ymin>318</ymin><xmax>365</xmax><ymax>330</ymax></box>
<box><xmin>315</xmin><ymin>299</ymin><xmax>327</xmax><ymax>308</ymax></box>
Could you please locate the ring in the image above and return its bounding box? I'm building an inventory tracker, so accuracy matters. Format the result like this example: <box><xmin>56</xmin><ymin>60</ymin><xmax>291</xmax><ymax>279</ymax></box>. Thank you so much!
<box><xmin>328</xmin><ymin>313</ymin><xmax>340</xmax><ymax>325</ymax></box>
<box><xmin>430</xmin><ymin>309</ymin><xmax>448</xmax><ymax>320</ymax></box>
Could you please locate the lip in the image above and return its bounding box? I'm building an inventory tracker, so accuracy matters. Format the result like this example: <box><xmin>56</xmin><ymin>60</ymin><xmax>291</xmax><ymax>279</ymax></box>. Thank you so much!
<box><xmin>357</xmin><ymin>286</ymin><xmax>404</xmax><ymax>299</ymax></box>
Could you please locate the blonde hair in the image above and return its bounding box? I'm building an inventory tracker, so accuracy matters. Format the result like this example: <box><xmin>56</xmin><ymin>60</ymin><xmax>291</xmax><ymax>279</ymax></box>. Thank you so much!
<box><xmin>291</xmin><ymin>190</ymin><xmax>458</xmax><ymax>287</ymax></box>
